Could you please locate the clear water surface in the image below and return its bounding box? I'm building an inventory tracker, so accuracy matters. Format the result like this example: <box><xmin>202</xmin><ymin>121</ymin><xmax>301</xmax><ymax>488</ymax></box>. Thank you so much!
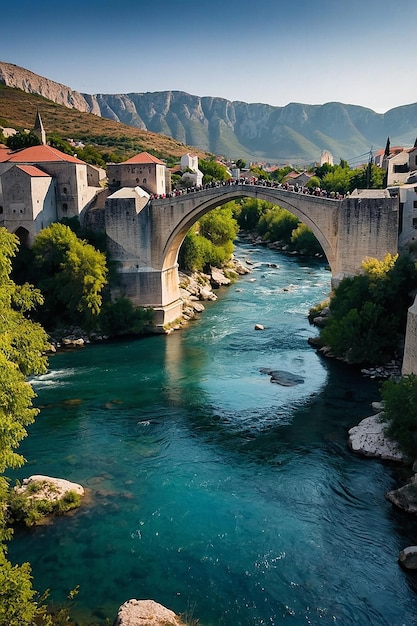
<box><xmin>8</xmin><ymin>241</ymin><xmax>417</xmax><ymax>625</ymax></box>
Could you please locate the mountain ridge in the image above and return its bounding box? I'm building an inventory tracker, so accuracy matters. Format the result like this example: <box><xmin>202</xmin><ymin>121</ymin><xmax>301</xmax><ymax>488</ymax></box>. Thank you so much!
<box><xmin>1</xmin><ymin>60</ymin><xmax>416</xmax><ymax>164</ymax></box>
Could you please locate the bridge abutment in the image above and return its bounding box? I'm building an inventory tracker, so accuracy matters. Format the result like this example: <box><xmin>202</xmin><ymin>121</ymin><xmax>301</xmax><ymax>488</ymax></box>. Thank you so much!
<box><xmin>334</xmin><ymin>192</ymin><xmax>398</xmax><ymax>278</ymax></box>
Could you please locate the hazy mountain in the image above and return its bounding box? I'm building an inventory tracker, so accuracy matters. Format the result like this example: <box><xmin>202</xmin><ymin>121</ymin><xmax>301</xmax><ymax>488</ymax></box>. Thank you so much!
<box><xmin>1</xmin><ymin>61</ymin><xmax>416</xmax><ymax>164</ymax></box>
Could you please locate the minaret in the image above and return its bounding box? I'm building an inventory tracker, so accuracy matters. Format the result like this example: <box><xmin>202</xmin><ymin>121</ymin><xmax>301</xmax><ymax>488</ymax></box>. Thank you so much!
<box><xmin>33</xmin><ymin>109</ymin><xmax>46</xmax><ymax>145</ymax></box>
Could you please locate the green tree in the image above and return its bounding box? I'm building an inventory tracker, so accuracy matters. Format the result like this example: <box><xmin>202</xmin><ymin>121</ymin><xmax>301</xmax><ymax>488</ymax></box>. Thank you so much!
<box><xmin>235</xmin><ymin>158</ymin><xmax>246</xmax><ymax>169</ymax></box>
<box><xmin>291</xmin><ymin>223</ymin><xmax>323</xmax><ymax>255</ymax></box>
<box><xmin>198</xmin><ymin>158</ymin><xmax>230</xmax><ymax>184</ymax></box>
<box><xmin>46</xmin><ymin>134</ymin><xmax>75</xmax><ymax>155</ymax></box>
<box><xmin>6</xmin><ymin>130</ymin><xmax>41</xmax><ymax>150</ymax></box>
<box><xmin>350</xmin><ymin>163</ymin><xmax>384</xmax><ymax>191</ymax></box>
<box><xmin>0</xmin><ymin>228</ymin><xmax>52</xmax><ymax>625</ymax></box>
<box><xmin>32</xmin><ymin>223</ymin><xmax>108</xmax><ymax>328</ymax></box>
<box><xmin>380</xmin><ymin>375</ymin><xmax>417</xmax><ymax>457</ymax></box>
<box><xmin>258</xmin><ymin>206</ymin><xmax>299</xmax><ymax>242</ymax></box>
<box><xmin>322</xmin><ymin>166</ymin><xmax>353</xmax><ymax>195</ymax></box>
<box><xmin>306</xmin><ymin>175</ymin><xmax>321</xmax><ymax>190</ymax></box>
<box><xmin>319</xmin><ymin>254</ymin><xmax>417</xmax><ymax>364</ymax></box>
<box><xmin>198</xmin><ymin>206</ymin><xmax>239</xmax><ymax>247</ymax></box>
<box><xmin>234</xmin><ymin>198</ymin><xmax>272</xmax><ymax>231</ymax></box>
<box><xmin>76</xmin><ymin>145</ymin><xmax>106</xmax><ymax>167</ymax></box>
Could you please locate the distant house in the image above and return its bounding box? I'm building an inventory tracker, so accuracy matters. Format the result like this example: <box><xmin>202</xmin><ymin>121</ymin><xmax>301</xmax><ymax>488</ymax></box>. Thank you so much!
<box><xmin>283</xmin><ymin>170</ymin><xmax>313</xmax><ymax>186</ymax></box>
<box><xmin>0</xmin><ymin>144</ymin><xmax>103</xmax><ymax>245</ymax></box>
<box><xmin>179</xmin><ymin>153</ymin><xmax>203</xmax><ymax>187</ymax></box>
<box><xmin>378</xmin><ymin>141</ymin><xmax>417</xmax><ymax>186</ymax></box>
<box><xmin>107</xmin><ymin>152</ymin><xmax>170</xmax><ymax>196</ymax></box>
<box><xmin>320</xmin><ymin>150</ymin><xmax>333</xmax><ymax>166</ymax></box>
<box><xmin>388</xmin><ymin>172</ymin><xmax>417</xmax><ymax>253</ymax></box>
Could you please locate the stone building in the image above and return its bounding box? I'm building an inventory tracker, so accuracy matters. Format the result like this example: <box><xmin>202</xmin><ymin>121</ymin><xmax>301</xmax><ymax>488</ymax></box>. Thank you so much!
<box><xmin>107</xmin><ymin>152</ymin><xmax>170</xmax><ymax>196</ymax></box>
<box><xmin>0</xmin><ymin>144</ymin><xmax>104</xmax><ymax>245</ymax></box>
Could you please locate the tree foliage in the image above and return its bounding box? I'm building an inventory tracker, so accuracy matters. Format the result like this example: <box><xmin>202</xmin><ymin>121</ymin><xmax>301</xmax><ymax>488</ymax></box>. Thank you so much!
<box><xmin>198</xmin><ymin>158</ymin><xmax>230</xmax><ymax>184</ymax></box>
<box><xmin>319</xmin><ymin>254</ymin><xmax>417</xmax><ymax>364</ymax></box>
<box><xmin>257</xmin><ymin>206</ymin><xmax>299</xmax><ymax>242</ymax></box>
<box><xmin>32</xmin><ymin>223</ymin><xmax>108</xmax><ymax>328</ymax></box>
<box><xmin>380</xmin><ymin>375</ymin><xmax>417</xmax><ymax>458</ymax></box>
<box><xmin>179</xmin><ymin>205</ymin><xmax>239</xmax><ymax>272</ymax></box>
<box><xmin>6</xmin><ymin>130</ymin><xmax>41</xmax><ymax>150</ymax></box>
<box><xmin>0</xmin><ymin>228</ymin><xmax>57</xmax><ymax>625</ymax></box>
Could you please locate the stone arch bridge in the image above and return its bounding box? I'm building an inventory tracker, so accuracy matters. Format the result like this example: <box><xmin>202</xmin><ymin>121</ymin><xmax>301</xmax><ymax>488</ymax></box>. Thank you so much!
<box><xmin>103</xmin><ymin>183</ymin><xmax>398</xmax><ymax>327</ymax></box>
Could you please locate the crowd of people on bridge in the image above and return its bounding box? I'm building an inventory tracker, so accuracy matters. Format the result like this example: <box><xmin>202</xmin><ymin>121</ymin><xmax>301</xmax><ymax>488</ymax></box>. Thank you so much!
<box><xmin>149</xmin><ymin>178</ymin><xmax>345</xmax><ymax>201</ymax></box>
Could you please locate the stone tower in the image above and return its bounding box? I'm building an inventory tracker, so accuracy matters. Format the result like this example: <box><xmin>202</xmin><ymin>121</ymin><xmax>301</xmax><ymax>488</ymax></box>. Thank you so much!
<box><xmin>33</xmin><ymin>109</ymin><xmax>46</xmax><ymax>145</ymax></box>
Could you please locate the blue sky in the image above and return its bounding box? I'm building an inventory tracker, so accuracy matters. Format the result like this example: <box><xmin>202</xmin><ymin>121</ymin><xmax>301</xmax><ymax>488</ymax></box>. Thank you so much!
<box><xmin>1</xmin><ymin>0</ymin><xmax>416</xmax><ymax>113</ymax></box>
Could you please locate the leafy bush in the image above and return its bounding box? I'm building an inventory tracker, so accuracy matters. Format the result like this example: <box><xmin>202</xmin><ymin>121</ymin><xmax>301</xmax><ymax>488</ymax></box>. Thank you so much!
<box><xmin>99</xmin><ymin>297</ymin><xmax>154</xmax><ymax>336</ymax></box>
<box><xmin>8</xmin><ymin>483</ymin><xmax>82</xmax><ymax>527</ymax></box>
<box><xmin>257</xmin><ymin>206</ymin><xmax>299</xmax><ymax>242</ymax></box>
<box><xmin>319</xmin><ymin>254</ymin><xmax>417</xmax><ymax>365</ymax></box>
<box><xmin>380</xmin><ymin>375</ymin><xmax>417</xmax><ymax>458</ymax></box>
<box><xmin>291</xmin><ymin>223</ymin><xmax>323</xmax><ymax>255</ymax></box>
<box><xmin>179</xmin><ymin>206</ymin><xmax>238</xmax><ymax>272</ymax></box>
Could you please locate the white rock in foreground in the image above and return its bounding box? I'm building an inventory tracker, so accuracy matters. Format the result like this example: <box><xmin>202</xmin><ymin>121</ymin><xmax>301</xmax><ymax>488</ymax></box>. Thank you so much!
<box><xmin>399</xmin><ymin>546</ymin><xmax>417</xmax><ymax>569</ymax></box>
<box><xmin>113</xmin><ymin>599</ymin><xmax>185</xmax><ymax>626</ymax></box>
<box><xmin>15</xmin><ymin>475</ymin><xmax>84</xmax><ymax>500</ymax></box>
<box><xmin>347</xmin><ymin>413</ymin><xmax>405</xmax><ymax>462</ymax></box>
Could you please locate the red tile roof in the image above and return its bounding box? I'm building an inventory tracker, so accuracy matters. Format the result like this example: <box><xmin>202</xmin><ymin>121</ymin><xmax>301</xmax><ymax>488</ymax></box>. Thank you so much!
<box><xmin>123</xmin><ymin>151</ymin><xmax>164</xmax><ymax>165</ymax></box>
<box><xmin>0</xmin><ymin>148</ymin><xmax>11</xmax><ymax>162</ymax></box>
<box><xmin>16</xmin><ymin>164</ymin><xmax>51</xmax><ymax>177</ymax></box>
<box><xmin>4</xmin><ymin>145</ymin><xmax>85</xmax><ymax>164</ymax></box>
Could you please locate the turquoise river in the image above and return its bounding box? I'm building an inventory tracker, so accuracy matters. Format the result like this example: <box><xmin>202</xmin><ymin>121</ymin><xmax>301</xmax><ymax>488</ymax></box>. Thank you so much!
<box><xmin>8</xmin><ymin>240</ymin><xmax>417</xmax><ymax>625</ymax></box>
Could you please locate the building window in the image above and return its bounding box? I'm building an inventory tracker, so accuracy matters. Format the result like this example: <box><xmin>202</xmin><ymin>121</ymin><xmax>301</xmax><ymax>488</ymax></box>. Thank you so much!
<box><xmin>413</xmin><ymin>201</ymin><xmax>417</xmax><ymax>209</ymax></box>
<box><xmin>394</xmin><ymin>164</ymin><xmax>409</xmax><ymax>174</ymax></box>
<box><xmin>63</xmin><ymin>203</ymin><xmax>68</xmax><ymax>211</ymax></box>
<box><xmin>136</xmin><ymin>178</ymin><xmax>139</xmax><ymax>183</ymax></box>
<box><xmin>63</xmin><ymin>187</ymin><xmax>67</xmax><ymax>193</ymax></box>
<box><xmin>0</xmin><ymin>206</ymin><xmax>3</xmax><ymax>214</ymax></box>
<box><xmin>398</xmin><ymin>202</ymin><xmax>404</xmax><ymax>235</ymax></box>
<box><xmin>143</xmin><ymin>178</ymin><xmax>147</xmax><ymax>184</ymax></box>
<box><xmin>413</xmin><ymin>218</ymin><xmax>417</xmax><ymax>229</ymax></box>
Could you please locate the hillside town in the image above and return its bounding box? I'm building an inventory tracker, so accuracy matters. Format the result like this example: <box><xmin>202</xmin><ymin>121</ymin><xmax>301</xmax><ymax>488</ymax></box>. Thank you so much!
<box><xmin>1</xmin><ymin>113</ymin><xmax>417</xmax><ymax>256</ymax></box>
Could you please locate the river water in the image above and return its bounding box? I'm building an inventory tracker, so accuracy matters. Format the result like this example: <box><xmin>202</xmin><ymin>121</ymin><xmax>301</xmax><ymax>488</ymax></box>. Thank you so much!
<box><xmin>8</xmin><ymin>240</ymin><xmax>417</xmax><ymax>625</ymax></box>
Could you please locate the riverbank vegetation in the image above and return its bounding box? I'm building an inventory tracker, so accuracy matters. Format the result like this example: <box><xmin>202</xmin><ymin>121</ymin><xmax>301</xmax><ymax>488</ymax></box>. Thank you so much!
<box><xmin>12</xmin><ymin>222</ymin><xmax>153</xmax><ymax>339</ymax></box>
<box><xmin>0</xmin><ymin>227</ymin><xmax>76</xmax><ymax>625</ymax></box>
<box><xmin>310</xmin><ymin>253</ymin><xmax>417</xmax><ymax>366</ymax></box>
<box><xmin>380</xmin><ymin>374</ymin><xmax>417</xmax><ymax>457</ymax></box>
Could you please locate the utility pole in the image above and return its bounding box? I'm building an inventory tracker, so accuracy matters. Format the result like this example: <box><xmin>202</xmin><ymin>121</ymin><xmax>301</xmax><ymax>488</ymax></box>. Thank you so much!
<box><xmin>366</xmin><ymin>147</ymin><xmax>373</xmax><ymax>189</ymax></box>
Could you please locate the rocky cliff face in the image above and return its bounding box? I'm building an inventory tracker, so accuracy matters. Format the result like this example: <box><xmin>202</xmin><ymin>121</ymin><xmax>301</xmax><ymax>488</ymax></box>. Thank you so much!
<box><xmin>1</xmin><ymin>60</ymin><xmax>416</xmax><ymax>163</ymax></box>
<box><xmin>0</xmin><ymin>61</ymin><xmax>91</xmax><ymax>112</ymax></box>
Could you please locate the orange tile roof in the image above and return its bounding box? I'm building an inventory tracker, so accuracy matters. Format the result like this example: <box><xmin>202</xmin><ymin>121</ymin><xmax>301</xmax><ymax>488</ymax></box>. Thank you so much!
<box><xmin>4</xmin><ymin>145</ymin><xmax>85</xmax><ymax>164</ymax></box>
<box><xmin>16</xmin><ymin>164</ymin><xmax>51</xmax><ymax>177</ymax></box>
<box><xmin>0</xmin><ymin>148</ymin><xmax>11</xmax><ymax>162</ymax></box>
<box><xmin>123</xmin><ymin>151</ymin><xmax>165</xmax><ymax>165</ymax></box>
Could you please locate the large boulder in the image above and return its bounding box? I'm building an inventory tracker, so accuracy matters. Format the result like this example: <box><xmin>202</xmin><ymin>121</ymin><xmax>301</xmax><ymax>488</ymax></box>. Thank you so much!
<box><xmin>386</xmin><ymin>474</ymin><xmax>417</xmax><ymax>514</ymax></box>
<box><xmin>15</xmin><ymin>475</ymin><xmax>84</xmax><ymax>500</ymax></box>
<box><xmin>347</xmin><ymin>413</ymin><xmax>405</xmax><ymax>462</ymax></box>
<box><xmin>113</xmin><ymin>599</ymin><xmax>186</xmax><ymax>626</ymax></box>
<box><xmin>399</xmin><ymin>546</ymin><xmax>417</xmax><ymax>569</ymax></box>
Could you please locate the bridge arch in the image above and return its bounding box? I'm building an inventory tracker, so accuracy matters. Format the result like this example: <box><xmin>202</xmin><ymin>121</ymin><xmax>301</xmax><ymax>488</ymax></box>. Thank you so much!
<box><xmin>161</xmin><ymin>187</ymin><xmax>337</xmax><ymax>272</ymax></box>
<box><xmin>104</xmin><ymin>183</ymin><xmax>398</xmax><ymax>328</ymax></box>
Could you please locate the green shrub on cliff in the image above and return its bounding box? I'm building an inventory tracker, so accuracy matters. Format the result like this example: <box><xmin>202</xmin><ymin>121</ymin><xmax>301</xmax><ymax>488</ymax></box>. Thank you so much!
<box><xmin>318</xmin><ymin>253</ymin><xmax>417</xmax><ymax>365</ymax></box>
<box><xmin>380</xmin><ymin>374</ymin><xmax>417</xmax><ymax>458</ymax></box>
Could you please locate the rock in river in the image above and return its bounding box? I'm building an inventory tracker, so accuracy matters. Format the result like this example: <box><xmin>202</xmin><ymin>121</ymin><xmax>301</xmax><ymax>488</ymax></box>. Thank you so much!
<box><xmin>260</xmin><ymin>368</ymin><xmax>304</xmax><ymax>386</ymax></box>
